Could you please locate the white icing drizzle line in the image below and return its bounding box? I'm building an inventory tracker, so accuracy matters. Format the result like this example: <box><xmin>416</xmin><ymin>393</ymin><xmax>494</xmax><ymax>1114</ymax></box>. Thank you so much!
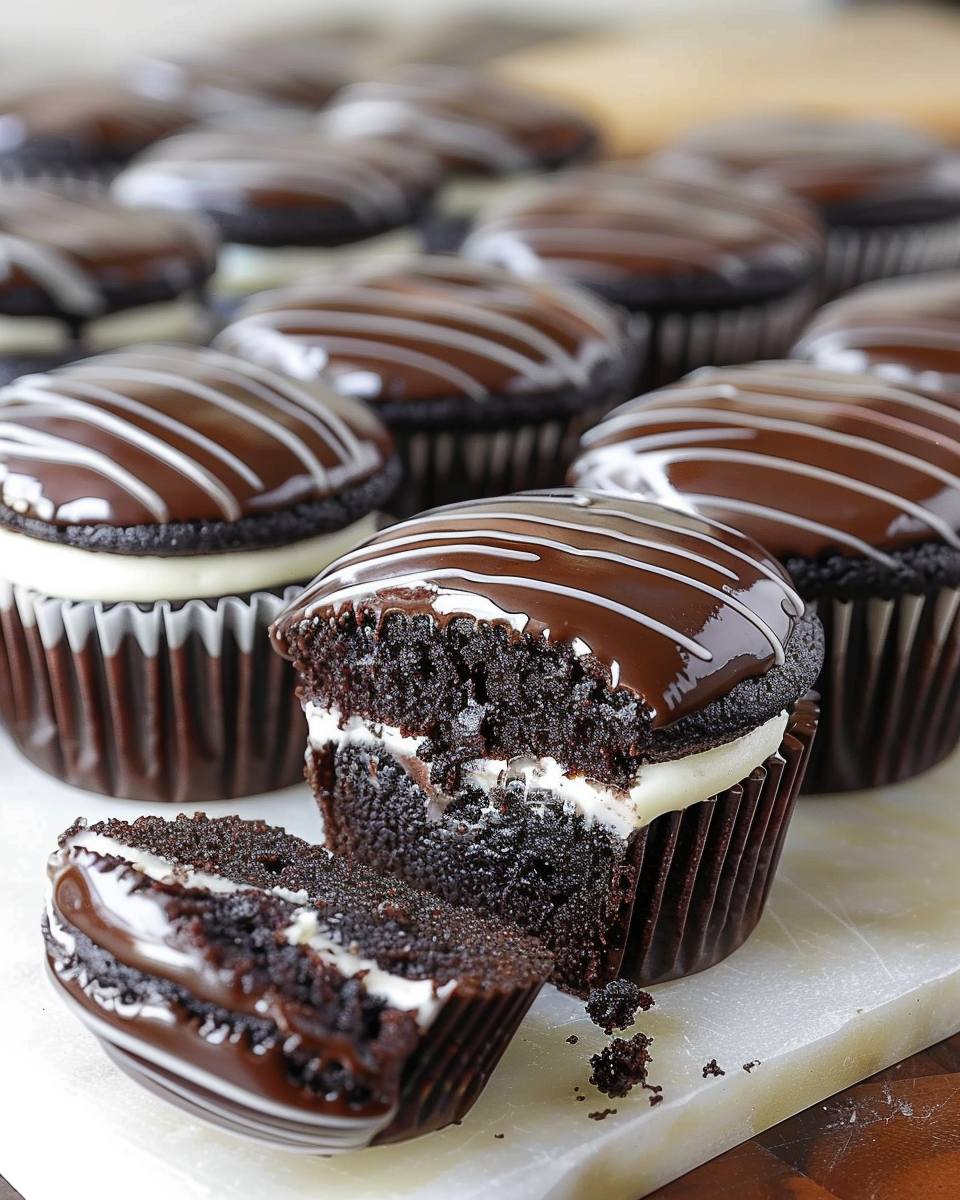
<box><xmin>305</xmin><ymin>702</ymin><xmax>790</xmax><ymax>837</ymax></box>
<box><xmin>56</xmin><ymin>827</ymin><xmax>456</xmax><ymax>1028</ymax></box>
<box><xmin>0</xmin><ymin>232</ymin><xmax>105</xmax><ymax>316</ymax></box>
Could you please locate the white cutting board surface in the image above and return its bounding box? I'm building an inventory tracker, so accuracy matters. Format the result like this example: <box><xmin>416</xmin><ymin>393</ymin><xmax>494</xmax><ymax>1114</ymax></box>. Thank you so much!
<box><xmin>3</xmin><ymin>727</ymin><xmax>960</xmax><ymax>1200</ymax></box>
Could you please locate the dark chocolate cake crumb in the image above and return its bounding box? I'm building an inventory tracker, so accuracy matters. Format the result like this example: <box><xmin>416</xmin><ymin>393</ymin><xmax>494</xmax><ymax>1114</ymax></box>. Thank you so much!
<box><xmin>702</xmin><ymin>1059</ymin><xmax>726</xmax><ymax>1078</ymax></box>
<box><xmin>589</xmin><ymin>1032</ymin><xmax>653</xmax><ymax>1099</ymax></box>
<box><xmin>743</xmin><ymin>1060</ymin><xmax>761</xmax><ymax>1073</ymax></box>
<box><xmin>649</xmin><ymin>1093</ymin><xmax>664</xmax><ymax>1107</ymax></box>
<box><xmin>576</xmin><ymin>1095</ymin><xmax>586</xmax><ymax>1102</ymax></box>
<box><xmin>494</xmin><ymin>1133</ymin><xmax>504</xmax><ymax>1139</ymax></box>
<box><xmin>588</xmin><ymin>1108</ymin><xmax>618</xmax><ymax>1121</ymax></box>
<box><xmin>585</xmin><ymin>979</ymin><xmax>655</xmax><ymax>1033</ymax></box>
<box><xmin>566</xmin><ymin>1035</ymin><xmax>579</xmax><ymax>1045</ymax></box>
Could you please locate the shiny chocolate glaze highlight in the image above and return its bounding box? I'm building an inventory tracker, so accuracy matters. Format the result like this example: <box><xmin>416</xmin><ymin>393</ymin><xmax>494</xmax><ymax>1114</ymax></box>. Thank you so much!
<box><xmin>112</xmin><ymin>131</ymin><xmax>443</xmax><ymax>237</ymax></box>
<box><xmin>321</xmin><ymin>64</ymin><xmax>598</xmax><ymax>176</ymax></box>
<box><xmin>461</xmin><ymin>163</ymin><xmax>824</xmax><ymax>295</ymax></box>
<box><xmin>272</xmin><ymin>489</ymin><xmax>804</xmax><ymax>726</ymax></box>
<box><xmin>0</xmin><ymin>82</ymin><xmax>193</xmax><ymax>164</ymax></box>
<box><xmin>571</xmin><ymin>362</ymin><xmax>960</xmax><ymax>564</ymax></box>
<box><xmin>793</xmin><ymin>272</ymin><xmax>960</xmax><ymax>401</ymax></box>
<box><xmin>0</xmin><ymin>187</ymin><xmax>218</xmax><ymax>324</ymax></box>
<box><xmin>0</xmin><ymin>344</ymin><xmax>393</xmax><ymax>528</ymax></box>
<box><xmin>215</xmin><ymin>256</ymin><xmax>633</xmax><ymax>406</ymax></box>
<box><xmin>658</xmin><ymin>117</ymin><xmax>960</xmax><ymax>216</ymax></box>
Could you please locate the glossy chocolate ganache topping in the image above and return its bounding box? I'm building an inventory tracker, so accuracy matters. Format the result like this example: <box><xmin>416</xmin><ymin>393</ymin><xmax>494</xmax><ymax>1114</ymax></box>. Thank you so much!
<box><xmin>321</xmin><ymin>65</ymin><xmax>599</xmax><ymax>176</ymax></box>
<box><xmin>658</xmin><ymin>117</ymin><xmax>960</xmax><ymax>217</ymax></box>
<box><xmin>0</xmin><ymin>82</ymin><xmax>193</xmax><ymax>165</ymax></box>
<box><xmin>215</xmin><ymin>256</ymin><xmax>633</xmax><ymax>406</ymax></box>
<box><xmin>273</xmin><ymin>489</ymin><xmax>805</xmax><ymax>725</ymax></box>
<box><xmin>0</xmin><ymin>344</ymin><xmax>393</xmax><ymax>540</ymax></box>
<box><xmin>112</xmin><ymin>131</ymin><xmax>443</xmax><ymax>243</ymax></box>
<box><xmin>570</xmin><ymin>362</ymin><xmax>960</xmax><ymax>569</ymax></box>
<box><xmin>0</xmin><ymin>187</ymin><xmax>218</xmax><ymax>326</ymax></box>
<box><xmin>461</xmin><ymin>163</ymin><xmax>824</xmax><ymax>301</ymax></box>
<box><xmin>793</xmin><ymin>272</ymin><xmax>960</xmax><ymax>401</ymax></box>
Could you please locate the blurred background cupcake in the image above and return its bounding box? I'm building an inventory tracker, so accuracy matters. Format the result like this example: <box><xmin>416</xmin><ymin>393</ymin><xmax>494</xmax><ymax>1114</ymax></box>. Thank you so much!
<box><xmin>0</xmin><ymin>344</ymin><xmax>399</xmax><ymax>801</ymax></box>
<box><xmin>321</xmin><ymin>65</ymin><xmax>600</xmax><ymax>251</ymax></box>
<box><xmin>793</xmin><ymin>270</ymin><xmax>960</xmax><ymax>401</ymax></box>
<box><xmin>462</xmin><ymin>161</ymin><xmax>825</xmax><ymax>388</ymax></box>
<box><xmin>653</xmin><ymin>117</ymin><xmax>960</xmax><ymax>299</ymax></box>
<box><xmin>570</xmin><ymin>361</ymin><xmax>960</xmax><ymax>794</ymax></box>
<box><xmin>215</xmin><ymin>255</ymin><xmax>641</xmax><ymax>515</ymax></box>
<box><xmin>0</xmin><ymin>186</ymin><xmax>219</xmax><ymax>384</ymax></box>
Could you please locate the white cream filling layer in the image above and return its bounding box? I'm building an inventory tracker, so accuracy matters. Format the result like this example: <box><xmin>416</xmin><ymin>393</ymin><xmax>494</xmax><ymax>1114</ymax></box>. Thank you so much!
<box><xmin>0</xmin><ymin>297</ymin><xmax>214</xmax><ymax>354</ymax></box>
<box><xmin>306</xmin><ymin>702</ymin><xmax>790</xmax><ymax>839</ymax></box>
<box><xmin>213</xmin><ymin>229</ymin><xmax>422</xmax><ymax>299</ymax></box>
<box><xmin>56</xmin><ymin>829</ymin><xmax>456</xmax><ymax>1030</ymax></box>
<box><xmin>0</xmin><ymin>511</ymin><xmax>378</xmax><ymax>602</ymax></box>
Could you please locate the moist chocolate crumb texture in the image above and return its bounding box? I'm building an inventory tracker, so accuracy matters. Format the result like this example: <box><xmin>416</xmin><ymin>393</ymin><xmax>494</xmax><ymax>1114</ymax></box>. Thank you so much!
<box><xmin>215</xmin><ymin>256</ymin><xmax>641</xmax><ymax>513</ymax></box>
<box><xmin>0</xmin><ymin>344</ymin><xmax>398</xmax><ymax>801</ymax></box>
<box><xmin>0</xmin><ymin>82</ymin><xmax>193</xmax><ymax>178</ymax></box>
<box><xmin>655</xmin><ymin>117</ymin><xmax>960</xmax><ymax>297</ymax></box>
<box><xmin>43</xmin><ymin>813</ymin><xmax>553</xmax><ymax>1151</ymax></box>
<box><xmin>111</xmin><ymin>131</ymin><xmax>445</xmax><ymax>297</ymax></box>
<box><xmin>460</xmin><ymin>162</ymin><xmax>825</xmax><ymax>387</ymax></box>
<box><xmin>792</xmin><ymin>270</ymin><xmax>960</xmax><ymax>403</ymax></box>
<box><xmin>0</xmin><ymin>186</ymin><xmax>219</xmax><ymax>380</ymax></box>
<box><xmin>271</xmin><ymin>489</ymin><xmax>823</xmax><ymax>995</ymax></box>
<box><xmin>570</xmin><ymin>361</ymin><xmax>960</xmax><ymax>792</ymax></box>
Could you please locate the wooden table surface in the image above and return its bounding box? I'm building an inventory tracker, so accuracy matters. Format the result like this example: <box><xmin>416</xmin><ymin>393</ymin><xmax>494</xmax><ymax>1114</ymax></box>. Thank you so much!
<box><xmin>3</xmin><ymin>1029</ymin><xmax>959</xmax><ymax>1200</ymax></box>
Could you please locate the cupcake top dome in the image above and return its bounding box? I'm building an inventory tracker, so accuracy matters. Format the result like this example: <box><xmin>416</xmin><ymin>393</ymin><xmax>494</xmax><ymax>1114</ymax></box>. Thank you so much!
<box><xmin>461</xmin><ymin>163</ymin><xmax>824</xmax><ymax>306</ymax></box>
<box><xmin>273</xmin><ymin>488</ymin><xmax>809</xmax><ymax>727</ymax></box>
<box><xmin>570</xmin><ymin>362</ymin><xmax>960</xmax><ymax>572</ymax></box>
<box><xmin>320</xmin><ymin>65</ymin><xmax>599</xmax><ymax>176</ymax></box>
<box><xmin>215</xmin><ymin>256</ymin><xmax>635</xmax><ymax>408</ymax></box>
<box><xmin>793</xmin><ymin>272</ymin><xmax>960</xmax><ymax>400</ymax></box>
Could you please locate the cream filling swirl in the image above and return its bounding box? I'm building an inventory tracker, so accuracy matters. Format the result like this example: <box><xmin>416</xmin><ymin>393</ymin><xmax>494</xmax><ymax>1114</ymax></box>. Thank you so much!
<box><xmin>305</xmin><ymin>702</ymin><xmax>790</xmax><ymax>839</ymax></box>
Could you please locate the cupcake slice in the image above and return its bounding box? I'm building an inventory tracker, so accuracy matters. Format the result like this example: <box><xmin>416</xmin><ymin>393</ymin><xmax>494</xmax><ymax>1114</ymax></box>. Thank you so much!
<box><xmin>792</xmin><ymin>270</ymin><xmax>960</xmax><ymax>402</ymax></box>
<box><xmin>0</xmin><ymin>344</ymin><xmax>398</xmax><ymax>801</ymax></box>
<box><xmin>112</xmin><ymin>130</ymin><xmax>443</xmax><ymax>299</ymax></box>
<box><xmin>215</xmin><ymin>256</ymin><xmax>640</xmax><ymax>515</ymax></box>
<box><xmin>44</xmin><ymin>813</ymin><xmax>552</xmax><ymax>1150</ymax></box>
<box><xmin>461</xmin><ymin>162</ymin><xmax>825</xmax><ymax>388</ymax></box>
<box><xmin>0</xmin><ymin>186</ymin><xmax>219</xmax><ymax>384</ymax></box>
<box><xmin>569</xmin><ymin>361</ymin><xmax>960</xmax><ymax>793</ymax></box>
<box><xmin>0</xmin><ymin>82</ymin><xmax>193</xmax><ymax>186</ymax></box>
<box><xmin>271</xmin><ymin>489</ymin><xmax>823</xmax><ymax>996</ymax></box>
<box><xmin>321</xmin><ymin>65</ymin><xmax>600</xmax><ymax>251</ymax></box>
<box><xmin>656</xmin><ymin>116</ymin><xmax>960</xmax><ymax>297</ymax></box>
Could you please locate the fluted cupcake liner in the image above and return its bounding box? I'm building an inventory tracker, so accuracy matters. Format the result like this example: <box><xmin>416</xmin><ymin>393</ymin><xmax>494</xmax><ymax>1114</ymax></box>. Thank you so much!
<box><xmin>617</xmin><ymin>699</ymin><xmax>818</xmax><ymax>986</ymax></box>
<box><xmin>0</xmin><ymin>163</ymin><xmax>114</xmax><ymax>194</ymax></box>
<box><xmin>642</xmin><ymin>281</ymin><xmax>819</xmax><ymax>391</ymax></box>
<box><xmin>0</xmin><ymin>580</ymin><xmax>306</xmax><ymax>802</ymax></box>
<box><xmin>823</xmin><ymin>216</ymin><xmax>960</xmax><ymax>300</ymax></box>
<box><xmin>802</xmin><ymin>587</ymin><xmax>960</xmax><ymax>793</ymax></box>
<box><xmin>390</xmin><ymin>405</ymin><xmax>614</xmax><ymax>519</ymax></box>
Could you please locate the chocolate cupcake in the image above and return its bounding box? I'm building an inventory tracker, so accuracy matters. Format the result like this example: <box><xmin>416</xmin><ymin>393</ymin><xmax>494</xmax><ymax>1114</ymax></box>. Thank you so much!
<box><xmin>0</xmin><ymin>344</ymin><xmax>398</xmax><ymax>801</ymax></box>
<box><xmin>215</xmin><ymin>256</ymin><xmax>640</xmax><ymax>515</ymax></box>
<box><xmin>461</xmin><ymin>162</ymin><xmax>825</xmax><ymax>388</ymax></box>
<box><xmin>271</xmin><ymin>489</ymin><xmax>822</xmax><ymax>995</ymax></box>
<box><xmin>656</xmin><ymin>117</ymin><xmax>960</xmax><ymax>298</ymax></box>
<box><xmin>44</xmin><ymin>814</ymin><xmax>553</xmax><ymax>1149</ymax></box>
<box><xmin>133</xmin><ymin>43</ymin><xmax>350</xmax><ymax>118</ymax></box>
<box><xmin>792</xmin><ymin>270</ymin><xmax>960</xmax><ymax>401</ymax></box>
<box><xmin>321</xmin><ymin>65</ymin><xmax>600</xmax><ymax>251</ymax></box>
<box><xmin>0</xmin><ymin>186</ymin><xmax>219</xmax><ymax>385</ymax></box>
<box><xmin>112</xmin><ymin>130</ymin><xmax>443</xmax><ymax>299</ymax></box>
<box><xmin>570</xmin><ymin>361</ymin><xmax>960</xmax><ymax>793</ymax></box>
<box><xmin>0</xmin><ymin>82</ymin><xmax>193</xmax><ymax>186</ymax></box>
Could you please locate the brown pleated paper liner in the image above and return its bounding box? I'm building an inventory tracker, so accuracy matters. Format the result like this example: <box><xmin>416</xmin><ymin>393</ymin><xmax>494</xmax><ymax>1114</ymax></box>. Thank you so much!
<box><xmin>822</xmin><ymin>215</ymin><xmax>960</xmax><ymax>300</ymax></box>
<box><xmin>0</xmin><ymin>581</ymin><xmax>306</xmax><ymax>802</ymax></box>
<box><xmin>801</xmin><ymin>586</ymin><xmax>960</xmax><ymax>794</ymax></box>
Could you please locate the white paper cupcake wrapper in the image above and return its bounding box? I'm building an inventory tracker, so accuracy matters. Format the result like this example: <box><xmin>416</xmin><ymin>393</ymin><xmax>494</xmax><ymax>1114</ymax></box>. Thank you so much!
<box><xmin>0</xmin><ymin>580</ymin><xmax>306</xmax><ymax>802</ymax></box>
<box><xmin>804</xmin><ymin>584</ymin><xmax>960</xmax><ymax>792</ymax></box>
<box><xmin>823</xmin><ymin>216</ymin><xmax>960</xmax><ymax>300</ymax></box>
